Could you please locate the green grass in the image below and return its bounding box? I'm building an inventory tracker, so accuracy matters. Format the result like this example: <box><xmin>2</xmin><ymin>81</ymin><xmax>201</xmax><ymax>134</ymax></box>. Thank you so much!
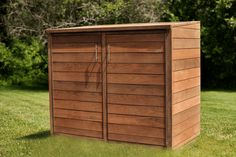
<box><xmin>0</xmin><ymin>86</ymin><xmax>235</xmax><ymax>157</ymax></box>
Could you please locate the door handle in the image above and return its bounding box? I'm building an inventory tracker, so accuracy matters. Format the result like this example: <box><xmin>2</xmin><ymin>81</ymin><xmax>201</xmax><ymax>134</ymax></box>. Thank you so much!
<box><xmin>95</xmin><ymin>44</ymin><xmax>98</xmax><ymax>62</ymax></box>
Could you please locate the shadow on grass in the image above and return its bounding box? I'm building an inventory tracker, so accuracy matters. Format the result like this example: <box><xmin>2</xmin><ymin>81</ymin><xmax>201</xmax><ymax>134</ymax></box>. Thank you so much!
<box><xmin>17</xmin><ymin>130</ymin><xmax>51</xmax><ymax>140</ymax></box>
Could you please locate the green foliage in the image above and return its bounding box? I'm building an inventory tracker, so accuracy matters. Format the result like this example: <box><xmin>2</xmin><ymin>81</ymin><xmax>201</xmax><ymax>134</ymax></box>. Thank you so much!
<box><xmin>0</xmin><ymin>38</ymin><xmax>47</xmax><ymax>85</ymax></box>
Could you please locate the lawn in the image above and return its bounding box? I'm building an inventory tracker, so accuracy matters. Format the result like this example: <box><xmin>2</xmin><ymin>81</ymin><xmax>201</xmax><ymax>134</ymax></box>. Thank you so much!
<box><xmin>0</xmin><ymin>86</ymin><xmax>235</xmax><ymax>157</ymax></box>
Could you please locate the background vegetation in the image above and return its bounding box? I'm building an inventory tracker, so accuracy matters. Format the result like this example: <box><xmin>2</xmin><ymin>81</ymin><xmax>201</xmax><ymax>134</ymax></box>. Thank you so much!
<box><xmin>0</xmin><ymin>0</ymin><xmax>235</xmax><ymax>88</ymax></box>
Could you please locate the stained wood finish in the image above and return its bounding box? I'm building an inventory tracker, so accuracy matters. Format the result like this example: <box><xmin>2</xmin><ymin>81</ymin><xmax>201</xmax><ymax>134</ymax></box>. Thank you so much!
<box><xmin>106</xmin><ymin>33</ymin><xmax>166</xmax><ymax>146</ymax></box>
<box><xmin>48</xmin><ymin>22</ymin><xmax>201</xmax><ymax>148</ymax></box>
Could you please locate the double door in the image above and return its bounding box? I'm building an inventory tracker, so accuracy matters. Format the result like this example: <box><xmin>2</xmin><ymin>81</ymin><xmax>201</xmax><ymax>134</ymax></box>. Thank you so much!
<box><xmin>50</xmin><ymin>31</ymin><xmax>166</xmax><ymax>146</ymax></box>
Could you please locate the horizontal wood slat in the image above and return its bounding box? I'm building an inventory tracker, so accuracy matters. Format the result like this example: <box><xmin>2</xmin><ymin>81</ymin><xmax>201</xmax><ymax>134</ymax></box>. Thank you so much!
<box><xmin>108</xmin><ymin>94</ymin><xmax>164</xmax><ymax>106</ymax></box>
<box><xmin>108</xmin><ymin>124</ymin><xmax>165</xmax><ymax>138</ymax></box>
<box><xmin>53</xmin><ymin>81</ymin><xmax>101</xmax><ymax>92</ymax></box>
<box><xmin>173</xmin><ymin>39</ymin><xmax>200</xmax><ymax>49</ymax></box>
<box><xmin>106</xmin><ymin>33</ymin><xmax>165</xmax><ymax>42</ymax></box>
<box><xmin>172</xmin><ymin>49</ymin><xmax>200</xmax><ymax>60</ymax></box>
<box><xmin>54</xmin><ymin>126</ymin><xmax>102</xmax><ymax>138</ymax></box>
<box><xmin>53</xmin><ymin>72</ymin><xmax>102</xmax><ymax>82</ymax></box>
<box><xmin>108</xmin><ymin>104</ymin><xmax>165</xmax><ymax>117</ymax></box>
<box><xmin>53</xmin><ymin>62</ymin><xmax>101</xmax><ymax>72</ymax></box>
<box><xmin>107</xmin><ymin>63</ymin><xmax>164</xmax><ymax>74</ymax></box>
<box><xmin>172</xmin><ymin>113</ymin><xmax>200</xmax><ymax>136</ymax></box>
<box><xmin>108</xmin><ymin>133</ymin><xmax>165</xmax><ymax>146</ymax></box>
<box><xmin>51</xmin><ymin>43</ymin><xmax>102</xmax><ymax>53</ymax></box>
<box><xmin>107</xmin><ymin>74</ymin><xmax>164</xmax><ymax>85</ymax></box>
<box><xmin>109</xmin><ymin>53</ymin><xmax>164</xmax><ymax>63</ymax></box>
<box><xmin>173</xmin><ymin>86</ymin><xmax>200</xmax><ymax>104</ymax></box>
<box><xmin>173</xmin><ymin>68</ymin><xmax>200</xmax><ymax>82</ymax></box>
<box><xmin>108</xmin><ymin>84</ymin><xmax>164</xmax><ymax>96</ymax></box>
<box><xmin>108</xmin><ymin>114</ymin><xmax>165</xmax><ymax>128</ymax></box>
<box><xmin>174</xmin><ymin>23</ymin><xmax>200</xmax><ymax>30</ymax></box>
<box><xmin>54</xmin><ymin>108</ymin><xmax>102</xmax><ymax>122</ymax></box>
<box><xmin>109</xmin><ymin>42</ymin><xmax>164</xmax><ymax>53</ymax></box>
<box><xmin>52</xmin><ymin>34</ymin><xmax>100</xmax><ymax>43</ymax></box>
<box><xmin>54</xmin><ymin>100</ymin><xmax>102</xmax><ymax>112</ymax></box>
<box><xmin>53</xmin><ymin>90</ymin><xmax>102</xmax><ymax>102</ymax></box>
<box><xmin>172</xmin><ymin>77</ymin><xmax>200</xmax><ymax>93</ymax></box>
<box><xmin>52</xmin><ymin>53</ymin><xmax>101</xmax><ymax>63</ymax></box>
<box><xmin>54</xmin><ymin>117</ymin><xmax>102</xmax><ymax>131</ymax></box>
<box><xmin>173</xmin><ymin>58</ymin><xmax>200</xmax><ymax>71</ymax></box>
<box><xmin>172</xmin><ymin>104</ymin><xmax>200</xmax><ymax>125</ymax></box>
<box><xmin>172</xmin><ymin>96</ymin><xmax>200</xmax><ymax>115</ymax></box>
<box><xmin>172</xmin><ymin>28</ymin><xmax>200</xmax><ymax>39</ymax></box>
<box><xmin>172</xmin><ymin>122</ymin><xmax>200</xmax><ymax>147</ymax></box>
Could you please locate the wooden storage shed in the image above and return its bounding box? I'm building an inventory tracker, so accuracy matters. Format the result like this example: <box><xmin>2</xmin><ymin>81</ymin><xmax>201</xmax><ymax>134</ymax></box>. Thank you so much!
<box><xmin>47</xmin><ymin>21</ymin><xmax>201</xmax><ymax>149</ymax></box>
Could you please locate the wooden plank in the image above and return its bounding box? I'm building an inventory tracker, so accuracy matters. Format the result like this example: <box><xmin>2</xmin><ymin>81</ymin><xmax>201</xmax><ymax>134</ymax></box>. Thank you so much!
<box><xmin>106</xmin><ymin>33</ymin><xmax>165</xmax><ymax>42</ymax></box>
<box><xmin>48</xmin><ymin>34</ymin><xmax>54</xmax><ymax>134</ymax></box>
<box><xmin>54</xmin><ymin>108</ymin><xmax>102</xmax><ymax>122</ymax></box>
<box><xmin>108</xmin><ymin>84</ymin><xmax>165</xmax><ymax>96</ymax></box>
<box><xmin>173</xmin><ymin>113</ymin><xmax>200</xmax><ymax>136</ymax></box>
<box><xmin>172</xmin><ymin>77</ymin><xmax>200</xmax><ymax>93</ymax></box>
<box><xmin>108</xmin><ymin>133</ymin><xmax>165</xmax><ymax>146</ymax></box>
<box><xmin>176</xmin><ymin>23</ymin><xmax>200</xmax><ymax>30</ymax></box>
<box><xmin>173</xmin><ymin>39</ymin><xmax>200</xmax><ymax>49</ymax></box>
<box><xmin>172</xmin><ymin>86</ymin><xmax>200</xmax><ymax>104</ymax></box>
<box><xmin>107</xmin><ymin>63</ymin><xmax>164</xmax><ymax>74</ymax></box>
<box><xmin>172</xmin><ymin>28</ymin><xmax>200</xmax><ymax>39</ymax></box>
<box><xmin>165</xmin><ymin>30</ymin><xmax>172</xmax><ymax>147</ymax></box>
<box><xmin>173</xmin><ymin>58</ymin><xmax>200</xmax><ymax>71</ymax></box>
<box><xmin>172</xmin><ymin>49</ymin><xmax>200</xmax><ymax>60</ymax></box>
<box><xmin>54</xmin><ymin>99</ymin><xmax>102</xmax><ymax>112</ymax></box>
<box><xmin>54</xmin><ymin>117</ymin><xmax>102</xmax><ymax>131</ymax></box>
<box><xmin>52</xmin><ymin>53</ymin><xmax>101</xmax><ymax>63</ymax></box>
<box><xmin>108</xmin><ymin>124</ymin><xmax>165</xmax><ymax>138</ymax></box>
<box><xmin>109</xmin><ymin>53</ymin><xmax>164</xmax><ymax>63</ymax></box>
<box><xmin>172</xmin><ymin>68</ymin><xmax>200</xmax><ymax>82</ymax></box>
<box><xmin>172</xmin><ymin>122</ymin><xmax>200</xmax><ymax>147</ymax></box>
<box><xmin>102</xmin><ymin>33</ymin><xmax>108</xmax><ymax>141</ymax></box>
<box><xmin>54</xmin><ymin>126</ymin><xmax>102</xmax><ymax>138</ymax></box>
<box><xmin>52</xmin><ymin>34</ymin><xmax>100</xmax><ymax>43</ymax></box>
<box><xmin>107</xmin><ymin>74</ymin><xmax>165</xmax><ymax>85</ymax></box>
<box><xmin>53</xmin><ymin>72</ymin><xmax>102</xmax><ymax>82</ymax></box>
<box><xmin>109</xmin><ymin>42</ymin><xmax>164</xmax><ymax>53</ymax></box>
<box><xmin>108</xmin><ymin>114</ymin><xmax>165</xmax><ymax>128</ymax></box>
<box><xmin>108</xmin><ymin>104</ymin><xmax>165</xmax><ymax>117</ymax></box>
<box><xmin>53</xmin><ymin>90</ymin><xmax>102</xmax><ymax>102</ymax></box>
<box><xmin>51</xmin><ymin>43</ymin><xmax>102</xmax><ymax>53</ymax></box>
<box><xmin>172</xmin><ymin>96</ymin><xmax>200</xmax><ymax>115</ymax></box>
<box><xmin>53</xmin><ymin>81</ymin><xmax>102</xmax><ymax>92</ymax></box>
<box><xmin>173</xmin><ymin>104</ymin><xmax>200</xmax><ymax>125</ymax></box>
<box><xmin>108</xmin><ymin>94</ymin><xmax>164</xmax><ymax>106</ymax></box>
<box><xmin>53</xmin><ymin>62</ymin><xmax>101</xmax><ymax>72</ymax></box>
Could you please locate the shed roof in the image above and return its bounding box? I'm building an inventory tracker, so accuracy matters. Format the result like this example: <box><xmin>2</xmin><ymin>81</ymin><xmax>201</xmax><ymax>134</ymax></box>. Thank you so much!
<box><xmin>46</xmin><ymin>21</ymin><xmax>200</xmax><ymax>33</ymax></box>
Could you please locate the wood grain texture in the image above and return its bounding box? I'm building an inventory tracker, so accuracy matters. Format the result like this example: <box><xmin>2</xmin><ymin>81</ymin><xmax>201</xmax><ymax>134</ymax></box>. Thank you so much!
<box><xmin>108</xmin><ymin>114</ymin><xmax>165</xmax><ymax>128</ymax></box>
<box><xmin>108</xmin><ymin>124</ymin><xmax>165</xmax><ymax>138</ymax></box>
<box><xmin>53</xmin><ymin>72</ymin><xmax>102</xmax><ymax>82</ymax></box>
<box><xmin>54</xmin><ymin>126</ymin><xmax>102</xmax><ymax>138</ymax></box>
<box><xmin>52</xmin><ymin>33</ymin><xmax>100</xmax><ymax>43</ymax></box>
<box><xmin>107</xmin><ymin>63</ymin><xmax>164</xmax><ymax>74</ymax></box>
<box><xmin>53</xmin><ymin>81</ymin><xmax>101</xmax><ymax>92</ymax></box>
<box><xmin>54</xmin><ymin>117</ymin><xmax>102</xmax><ymax>131</ymax></box>
<box><xmin>53</xmin><ymin>90</ymin><xmax>102</xmax><ymax>102</ymax></box>
<box><xmin>173</xmin><ymin>58</ymin><xmax>200</xmax><ymax>71</ymax></box>
<box><xmin>172</xmin><ymin>49</ymin><xmax>200</xmax><ymax>60</ymax></box>
<box><xmin>172</xmin><ymin>28</ymin><xmax>200</xmax><ymax>39</ymax></box>
<box><xmin>53</xmin><ymin>100</ymin><xmax>102</xmax><ymax>112</ymax></box>
<box><xmin>53</xmin><ymin>62</ymin><xmax>101</xmax><ymax>72</ymax></box>
<box><xmin>172</xmin><ymin>77</ymin><xmax>200</xmax><ymax>93</ymax></box>
<box><xmin>51</xmin><ymin>43</ymin><xmax>102</xmax><ymax>53</ymax></box>
<box><xmin>172</xmin><ymin>39</ymin><xmax>200</xmax><ymax>49</ymax></box>
<box><xmin>107</xmin><ymin>74</ymin><xmax>164</xmax><ymax>85</ymax></box>
<box><xmin>54</xmin><ymin>108</ymin><xmax>102</xmax><ymax>122</ymax></box>
<box><xmin>52</xmin><ymin>53</ymin><xmax>102</xmax><ymax>63</ymax></box>
<box><xmin>172</xmin><ymin>68</ymin><xmax>200</xmax><ymax>82</ymax></box>
<box><xmin>108</xmin><ymin>94</ymin><xmax>164</xmax><ymax>106</ymax></box>
<box><xmin>108</xmin><ymin>104</ymin><xmax>165</xmax><ymax>117</ymax></box>
<box><xmin>172</xmin><ymin>86</ymin><xmax>200</xmax><ymax>104</ymax></box>
<box><xmin>172</xmin><ymin>96</ymin><xmax>200</xmax><ymax>115</ymax></box>
<box><xmin>107</xmin><ymin>84</ymin><xmax>164</xmax><ymax>96</ymax></box>
<box><xmin>108</xmin><ymin>133</ymin><xmax>165</xmax><ymax>146</ymax></box>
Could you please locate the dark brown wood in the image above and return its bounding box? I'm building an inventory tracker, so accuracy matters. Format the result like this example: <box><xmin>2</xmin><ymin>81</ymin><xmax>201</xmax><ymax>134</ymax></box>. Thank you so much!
<box><xmin>52</xmin><ymin>53</ymin><xmax>102</xmax><ymax>63</ymax></box>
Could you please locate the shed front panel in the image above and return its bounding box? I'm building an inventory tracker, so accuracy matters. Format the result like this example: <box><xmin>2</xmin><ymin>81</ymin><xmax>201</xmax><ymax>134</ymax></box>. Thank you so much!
<box><xmin>106</xmin><ymin>32</ymin><xmax>166</xmax><ymax>146</ymax></box>
<box><xmin>50</xmin><ymin>33</ymin><xmax>103</xmax><ymax>138</ymax></box>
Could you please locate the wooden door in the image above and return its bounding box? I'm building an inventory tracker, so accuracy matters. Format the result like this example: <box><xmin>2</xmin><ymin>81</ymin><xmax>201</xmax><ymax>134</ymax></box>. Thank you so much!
<box><xmin>106</xmin><ymin>31</ymin><xmax>166</xmax><ymax>146</ymax></box>
<box><xmin>50</xmin><ymin>33</ymin><xmax>103</xmax><ymax>138</ymax></box>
